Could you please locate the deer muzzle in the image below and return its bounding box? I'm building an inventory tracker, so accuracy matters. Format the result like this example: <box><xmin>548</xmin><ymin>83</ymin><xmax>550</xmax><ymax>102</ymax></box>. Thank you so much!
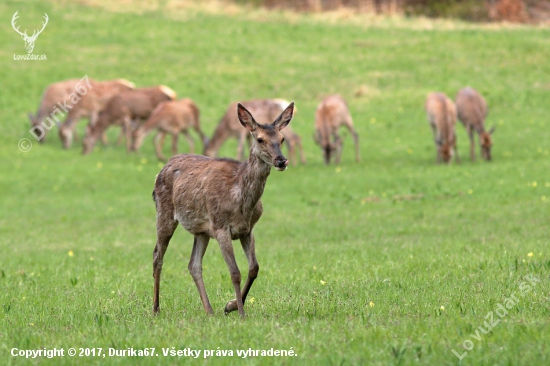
<box><xmin>274</xmin><ymin>157</ymin><xmax>288</xmax><ymax>171</ymax></box>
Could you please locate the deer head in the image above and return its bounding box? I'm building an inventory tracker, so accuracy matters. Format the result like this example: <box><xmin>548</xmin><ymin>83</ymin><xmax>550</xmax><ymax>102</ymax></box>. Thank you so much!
<box><xmin>237</xmin><ymin>102</ymin><xmax>294</xmax><ymax>171</ymax></box>
<box><xmin>12</xmin><ymin>11</ymin><xmax>49</xmax><ymax>54</ymax></box>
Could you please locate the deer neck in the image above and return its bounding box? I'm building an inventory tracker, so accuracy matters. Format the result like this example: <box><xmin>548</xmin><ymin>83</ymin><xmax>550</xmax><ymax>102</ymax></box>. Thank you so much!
<box><xmin>237</xmin><ymin>149</ymin><xmax>271</xmax><ymax>213</ymax></box>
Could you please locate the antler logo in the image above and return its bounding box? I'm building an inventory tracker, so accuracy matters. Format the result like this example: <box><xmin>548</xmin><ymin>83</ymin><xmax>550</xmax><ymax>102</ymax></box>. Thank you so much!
<box><xmin>11</xmin><ymin>11</ymin><xmax>49</xmax><ymax>54</ymax></box>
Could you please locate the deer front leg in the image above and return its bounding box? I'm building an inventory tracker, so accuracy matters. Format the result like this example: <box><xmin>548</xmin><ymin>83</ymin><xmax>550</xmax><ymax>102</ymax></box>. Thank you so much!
<box><xmin>225</xmin><ymin>232</ymin><xmax>259</xmax><ymax>314</ymax></box>
<box><xmin>182</xmin><ymin>130</ymin><xmax>194</xmax><ymax>154</ymax></box>
<box><xmin>153</xmin><ymin>213</ymin><xmax>178</xmax><ymax>314</ymax></box>
<box><xmin>122</xmin><ymin>117</ymin><xmax>133</xmax><ymax>153</ymax></box>
<box><xmin>453</xmin><ymin>134</ymin><xmax>460</xmax><ymax>164</ymax></box>
<box><xmin>154</xmin><ymin>132</ymin><xmax>167</xmax><ymax>162</ymax></box>
<box><xmin>188</xmin><ymin>234</ymin><xmax>214</xmax><ymax>314</ymax></box>
<box><xmin>216</xmin><ymin>230</ymin><xmax>244</xmax><ymax>317</ymax></box>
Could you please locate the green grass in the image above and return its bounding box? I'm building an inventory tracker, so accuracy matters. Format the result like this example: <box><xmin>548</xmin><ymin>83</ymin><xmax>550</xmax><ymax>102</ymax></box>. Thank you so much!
<box><xmin>1</xmin><ymin>1</ymin><xmax>550</xmax><ymax>365</ymax></box>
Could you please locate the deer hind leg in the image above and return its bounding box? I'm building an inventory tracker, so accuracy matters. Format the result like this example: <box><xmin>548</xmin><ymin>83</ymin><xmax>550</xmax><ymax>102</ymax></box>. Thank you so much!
<box><xmin>225</xmin><ymin>232</ymin><xmax>259</xmax><ymax>315</ymax></box>
<box><xmin>333</xmin><ymin>133</ymin><xmax>343</xmax><ymax>165</ymax></box>
<box><xmin>345</xmin><ymin>120</ymin><xmax>360</xmax><ymax>162</ymax></box>
<box><xmin>122</xmin><ymin>117</ymin><xmax>133</xmax><ymax>152</ymax></box>
<box><xmin>216</xmin><ymin>231</ymin><xmax>244</xmax><ymax>317</ymax></box>
<box><xmin>237</xmin><ymin>132</ymin><xmax>247</xmax><ymax>161</ymax></box>
<box><xmin>182</xmin><ymin>130</ymin><xmax>194</xmax><ymax>154</ymax></box>
<box><xmin>468</xmin><ymin>126</ymin><xmax>475</xmax><ymax>162</ymax></box>
<box><xmin>188</xmin><ymin>234</ymin><xmax>213</xmax><ymax>314</ymax></box>
<box><xmin>286</xmin><ymin>139</ymin><xmax>297</xmax><ymax>166</ymax></box>
<box><xmin>296</xmin><ymin>135</ymin><xmax>307</xmax><ymax>164</ymax></box>
<box><xmin>152</xmin><ymin>205</ymin><xmax>178</xmax><ymax>314</ymax></box>
<box><xmin>154</xmin><ymin>132</ymin><xmax>167</xmax><ymax>162</ymax></box>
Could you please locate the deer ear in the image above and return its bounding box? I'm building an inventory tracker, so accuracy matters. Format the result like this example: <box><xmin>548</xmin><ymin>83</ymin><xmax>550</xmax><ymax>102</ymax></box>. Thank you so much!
<box><xmin>237</xmin><ymin>103</ymin><xmax>257</xmax><ymax>132</ymax></box>
<box><xmin>273</xmin><ymin>101</ymin><xmax>294</xmax><ymax>131</ymax></box>
<box><xmin>488</xmin><ymin>126</ymin><xmax>496</xmax><ymax>135</ymax></box>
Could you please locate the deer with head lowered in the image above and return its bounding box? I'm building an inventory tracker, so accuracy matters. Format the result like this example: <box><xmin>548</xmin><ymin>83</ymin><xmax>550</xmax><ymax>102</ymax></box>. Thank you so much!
<box><xmin>152</xmin><ymin>102</ymin><xmax>294</xmax><ymax>317</ymax></box>
<box><xmin>425</xmin><ymin>92</ymin><xmax>459</xmax><ymax>164</ymax></box>
<box><xmin>456</xmin><ymin>87</ymin><xmax>494</xmax><ymax>161</ymax></box>
<box><xmin>314</xmin><ymin>95</ymin><xmax>359</xmax><ymax>165</ymax></box>
<box><xmin>11</xmin><ymin>11</ymin><xmax>48</xmax><ymax>54</ymax></box>
<box><xmin>131</xmin><ymin>98</ymin><xmax>208</xmax><ymax>161</ymax></box>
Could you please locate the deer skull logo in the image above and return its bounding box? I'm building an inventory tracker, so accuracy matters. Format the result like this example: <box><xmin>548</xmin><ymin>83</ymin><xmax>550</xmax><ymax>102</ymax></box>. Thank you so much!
<box><xmin>11</xmin><ymin>11</ymin><xmax>49</xmax><ymax>54</ymax></box>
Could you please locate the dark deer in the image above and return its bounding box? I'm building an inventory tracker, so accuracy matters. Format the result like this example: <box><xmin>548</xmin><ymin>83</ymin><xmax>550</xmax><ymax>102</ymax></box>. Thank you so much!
<box><xmin>425</xmin><ymin>92</ymin><xmax>459</xmax><ymax>164</ymax></box>
<box><xmin>152</xmin><ymin>102</ymin><xmax>294</xmax><ymax>317</ymax></box>
<box><xmin>132</xmin><ymin>98</ymin><xmax>208</xmax><ymax>161</ymax></box>
<box><xmin>204</xmin><ymin>99</ymin><xmax>306</xmax><ymax>165</ymax></box>
<box><xmin>82</xmin><ymin>85</ymin><xmax>176</xmax><ymax>154</ymax></box>
<box><xmin>11</xmin><ymin>11</ymin><xmax>48</xmax><ymax>54</ymax></box>
<box><xmin>59</xmin><ymin>79</ymin><xmax>135</xmax><ymax>149</ymax></box>
<box><xmin>456</xmin><ymin>87</ymin><xmax>494</xmax><ymax>161</ymax></box>
<box><xmin>314</xmin><ymin>95</ymin><xmax>359</xmax><ymax>164</ymax></box>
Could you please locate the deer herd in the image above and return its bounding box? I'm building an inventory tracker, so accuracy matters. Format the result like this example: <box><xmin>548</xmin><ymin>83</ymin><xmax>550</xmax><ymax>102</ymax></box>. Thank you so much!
<box><xmin>29</xmin><ymin>78</ymin><xmax>494</xmax><ymax>166</ymax></box>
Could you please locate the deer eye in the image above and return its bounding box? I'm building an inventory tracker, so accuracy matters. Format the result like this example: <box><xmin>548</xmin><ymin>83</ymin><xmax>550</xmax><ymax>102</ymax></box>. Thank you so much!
<box><xmin>281</xmin><ymin>137</ymin><xmax>285</xmax><ymax>143</ymax></box>
<box><xmin>257</xmin><ymin>138</ymin><xmax>264</xmax><ymax>144</ymax></box>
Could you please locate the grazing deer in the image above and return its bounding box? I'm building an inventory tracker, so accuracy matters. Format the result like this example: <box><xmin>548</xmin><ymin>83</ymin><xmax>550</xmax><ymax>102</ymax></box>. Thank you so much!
<box><xmin>314</xmin><ymin>95</ymin><xmax>359</xmax><ymax>165</ymax></box>
<box><xmin>152</xmin><ymin>102</ymin><xmax>294</xmax><ymax>317</ymax></box>
<box><xmin>59</xmin><ymin>79</ymin><xmax>135</xmax><ymax>149</ymax></box>
<box><xmin>132</xmin><ymin>98</ymin><xmax>208</xmax><ymax>161</ymax></box>
<box><xmin>204</xmin><ymin>99</ymin><xmax>306</xmax><ymax>165</ymax></box>
<box><xmin>425</xmin><ymin>92</ymin><xmax>459</xmax><ymax>164</ymax></box>
<box><xmin>28</xmin><ymin>78</ymin><xmax>87</xmax><ymax>143</ymax></box>
<box><xmin>82</xmin><ymin>86</ymin><xmax>176</xmax><ymax>155</ymax></box>
<box><xmin>11</xmin><ymin>11</ymin><xmax>48</xmax><ymax>54</ymax></box>
<box><xmin>455</xmin><ymin>87</ymin><xmax>494</xmax><ymax>161</ymax></box>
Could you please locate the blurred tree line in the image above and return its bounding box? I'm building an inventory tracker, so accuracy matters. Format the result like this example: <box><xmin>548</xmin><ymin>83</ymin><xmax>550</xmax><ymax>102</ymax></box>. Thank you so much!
<box><xmin>233</xmin><ymin>0</ymin><xmax>550</xmax><ymax>23</ymax></box>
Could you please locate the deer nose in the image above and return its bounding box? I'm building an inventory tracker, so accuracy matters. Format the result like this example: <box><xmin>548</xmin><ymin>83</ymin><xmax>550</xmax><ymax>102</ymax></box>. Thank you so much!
<box><xmin>274</xmin><ymin>157</ymin><xmax>288</xmax><ymax>168</ymax></box>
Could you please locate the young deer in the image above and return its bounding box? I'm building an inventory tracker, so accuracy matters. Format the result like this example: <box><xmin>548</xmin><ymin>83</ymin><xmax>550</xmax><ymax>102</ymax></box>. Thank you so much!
<box><xmin>314</xmin><ymin>95</ymin><xmax>359</xmax><ymax>165</ymax></box>
<box><xmin>131</xmin><ymin>98</ymin><xmax>208</xmax><ymax>161</ymax></box>
<box><xmin>455</xmin><ymin>87</ymin><xmax>494</xmax><ymax>161</ymax></box>
<box><xmin>425</xmin><ymin>92</ymin><xmax>459</xmax><ymax>164</ymax></box>
<box><xmin>29</xmin><ymin>78</ymin><xmax>89</xmax><ymax>143</ymax></box>
<box><xmin>82</xmin><ymin>86</ymin><xmax>176</xmax><ymax>155</ymax></box>
<box><xmin>152</xmin><ymin>102</ymin><xmax>294</xmax><ymax>317</ymax></box>
<box><xmin>58</xmin><ymin>79</ymin><xmax>135</xmax><ymax>149</ymax></box>
<box><xmin>204</xmin><ymin>99</ymin><xmax>306</xmax><ymax>165</ymax></box>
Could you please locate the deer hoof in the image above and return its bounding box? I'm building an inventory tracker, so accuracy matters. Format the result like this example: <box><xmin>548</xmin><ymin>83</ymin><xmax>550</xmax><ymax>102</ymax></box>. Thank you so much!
<box><xmin>224</xmin><ymin>299</ymin><xmax>238</xmax><ymax>315</ymax></box>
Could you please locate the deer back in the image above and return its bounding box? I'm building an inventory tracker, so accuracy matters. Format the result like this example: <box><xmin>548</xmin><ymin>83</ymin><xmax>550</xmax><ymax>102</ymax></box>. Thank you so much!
<box><xmin>456</xmin><ymin>87</ymin><xmax>488</xmax><ymax>132</ymax></box>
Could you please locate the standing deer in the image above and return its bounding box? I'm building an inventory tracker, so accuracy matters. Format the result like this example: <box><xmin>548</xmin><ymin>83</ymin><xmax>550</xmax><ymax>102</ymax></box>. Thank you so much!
<box><xmin>59</xmin><ymin>79</ymin><xmax>135</xmax><ymax>149</ymax></box>
<box><xmin>28</xmin><ymin>78</ymin><xmax>87</xmax><ymax>143</ymax></box>
<box><xmin>204</xmin><ymin>99</ymin><xmax>306</xmax><ymax>165</ymax></box>
<box><xmin>314</xmin><ymin>95</ymin><xmax>360</xmax><ymax>165</ymax></box>
<box><xmin>455</xmin><ymin>87</ymin><xmax>494</xmax><ymax>161</ymax></box>
<box><xmin>425</xmin><ymin>92</ymin><xmax>459</xmax><ymax>164</ymax></box>
<box><xmin>132</xmin><ymin>98</ymin><xmax>208</xmax><ymax>161</ymax></box>
<box><xmin>82</xmin><ymin>86</ymin><xmax>176</xmax><ymax>155</ymax></box>
<box><xmin>11</xmin><ymin>11</ymin><xmax>48</xmax><ymax>54</ymax></box>
<box><xmin>152</xmin><ymin>102</ymin><xmax>294</xmax><ymax>317</ymax></box>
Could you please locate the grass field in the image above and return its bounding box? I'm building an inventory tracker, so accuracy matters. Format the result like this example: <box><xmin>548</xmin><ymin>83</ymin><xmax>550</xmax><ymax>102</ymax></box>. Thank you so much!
<box><xmin>1</xmin><ymin>0</ymin><xmax>550</xmax><ymax>365</ymax></box>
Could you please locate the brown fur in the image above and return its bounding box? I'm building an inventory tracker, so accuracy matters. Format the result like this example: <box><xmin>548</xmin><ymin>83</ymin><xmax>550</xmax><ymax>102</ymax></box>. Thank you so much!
<box><xmin>29</xmin><ymin>78</ymin><xmax>93</xmax><ymax>143</ymax></box>
<box><xmin>132</xmin><ymin>98</ymin><xmax>207</xmax><ymax>161</ymax></box>
<box><xmin>425</xmin><ymin>92</ymin><xmax>459</xmax><ymax>164</ymax></box>
<box><xmin>58</xmin><ymin>79</ymin><xmax>135</xmax><ymax>149</ymax></box>
<box><xmin>314</xmin><ymin>95</ymin><xmax>359</xmax><ymax>165</ymax></box>
<box><xmin>152</xmin><ymin>102</ymin><xmax>294</xmax><ymax>317</ymax></box>
<box><xmin>82</xmin><ymin>86</ymin><xmax>176</xmax><ymax>155</ymax></box>
<box><xmin>204</xmin><ymin>99</ymin><xmax>306</xmax><ymax>165</ymax></box>
<box><xmin>456</xmin><ymin>87</ymin><xmax>494</xmax><ymax>161</ymax></box>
